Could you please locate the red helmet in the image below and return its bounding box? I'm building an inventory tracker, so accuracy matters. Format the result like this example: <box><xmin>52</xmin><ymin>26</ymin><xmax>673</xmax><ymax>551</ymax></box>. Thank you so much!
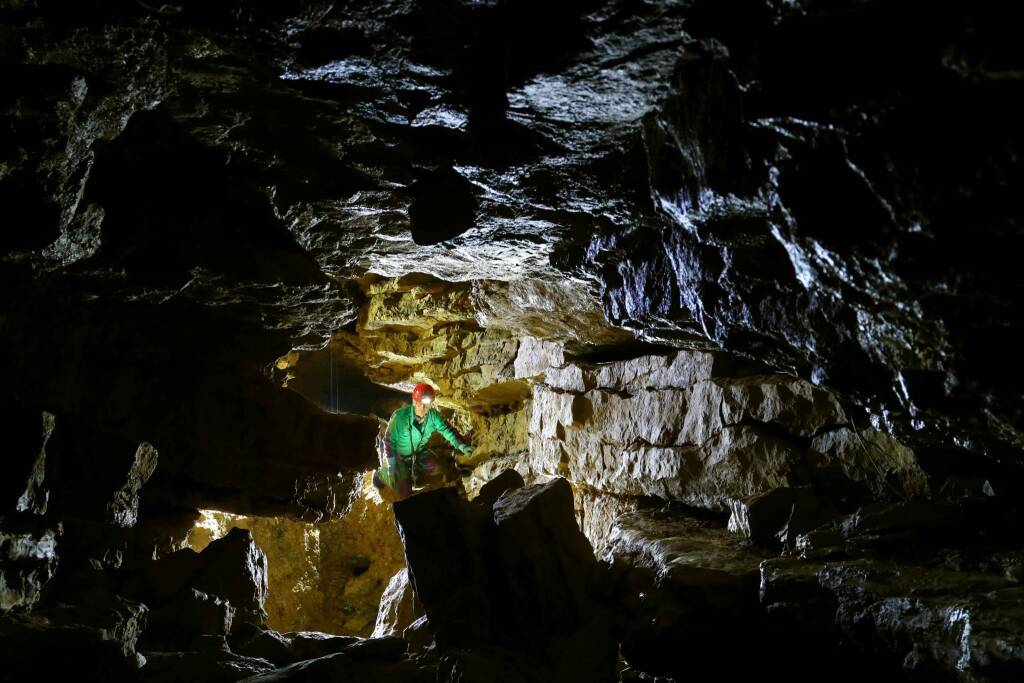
<box><xmin>412</xmin><ymin>383</ymin><xmax>435</xmax><ymax>404</ymax></box>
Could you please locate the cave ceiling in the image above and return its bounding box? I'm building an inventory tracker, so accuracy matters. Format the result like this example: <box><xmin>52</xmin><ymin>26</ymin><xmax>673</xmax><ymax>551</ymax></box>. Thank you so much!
<box><xmin>1</xmin><ymin>0</ymin><xmax>1021</xmax><ymax>469</ymax></box>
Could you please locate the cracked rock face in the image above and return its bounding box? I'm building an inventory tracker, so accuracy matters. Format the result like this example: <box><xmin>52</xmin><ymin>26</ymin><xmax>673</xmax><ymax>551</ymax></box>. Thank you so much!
<box><xmin>520</xmin><ymin>345</ymin><xmax>929</xmax><ymax>517</ymax></box>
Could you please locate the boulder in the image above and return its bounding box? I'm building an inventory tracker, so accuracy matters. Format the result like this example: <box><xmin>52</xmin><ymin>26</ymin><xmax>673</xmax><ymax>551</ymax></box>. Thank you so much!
<box><xmin>393</xmin><ymin>488</ymin><xmax>492</xmax><ymax>649</ymax></box>
<box><xmin>605</xmin><ymin>508</ymin><xmax>772</xmax><ymax>680</ymax></box>
<box><xmin>0</xmin><ymin>593</ymin><xmax>148</xmax><ymax>679</ymax></box>
<box><xmin>0</xmin><ymin>513</ymin><xmax>58</xmax><ymax>611</ymax></box>
<box><xmin>759</xmin><ymin>496</ymin><xmax>1024</xmax><ymax>680</ymax></box>
<box><xmin>139</xmin><ymin>650</ymin><xmax>275</xmax><ymax>683</ymax></box>
<box><xmin>401</xmin><ymin>615</ymin><xmax>434</xmax><ymax>653</ymax></box>
<box><xmin>343</xmin><ymin>635</ymin><xmax>408</xmax><ymax>662</ymax></box>
<box><xmin>191</xmin><ymin>528</ymin><xmax>269</xmax><ymax>625</ymax></box>
<box><xmin>284</xmin><ymin>631</ymin><xmax>359</xmax><ymax>661</ymax></box>
<box><xmin>472</xmin><ymin>468</ymin><xmax>525</xmax><ymax>511</ymax></box>
<box><xmin>394</xmin><ymin>477</ymin><xmax>618</xmax><ymax>682</ymax></box>
<box><xmin>234</xmin><ymin>651</ymin><xmax>421</xmax><ymax>683</ymax></box>
<box><xmin>760</xmin><ymin>558</ymin><xmax>1024</xmax><ymax>681</ymax></box>
<box><xmin>727</xmin><ymin>486</ymin><xmax>838</xmax><ymax>549</ymax></box>
<box><xmin>436</xmin><ymin>646</ymin><xmax>552</xmax><ymax>683</ymax></box>
<box><xmin>125</xmin><ymin>526</ymin><xmax>268</xmax><ymax>625</ymax></box>
<box><xmin>371</xmin><ymin>568</ymin><xmax>420</xmax><ymax>639</ymax></box>
<box><xmin>490</xmin><ymin>479</ymin><xmax>617</xmax><ymax>683</ymax></box>
<box><xmin>235</xmin><ymin>628</ymin><xmax>293</xmax><ymax>667</ymax></box>
<box><xmin>796</xmin><ymin>500</ymin><xmax>973</xmax><ymax>560</ymax></box>
<box><xmin>142</xmin><ymin>588</ymin><xmax>235</xmax><ymax>652</ymax></box>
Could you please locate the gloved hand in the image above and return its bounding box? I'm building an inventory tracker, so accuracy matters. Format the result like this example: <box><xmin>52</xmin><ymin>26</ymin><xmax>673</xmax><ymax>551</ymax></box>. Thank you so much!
<box><xmin>458</xmin><ymin>443</ymin><xmax>474</xmax><ymax>455</ymax></box>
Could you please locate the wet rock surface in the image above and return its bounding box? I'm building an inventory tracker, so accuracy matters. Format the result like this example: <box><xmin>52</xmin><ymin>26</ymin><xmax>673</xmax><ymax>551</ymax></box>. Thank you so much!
<box><xmin>556</xmin><ymin>1</ymin><xmax>1024</xmax><ymax>466</ymax></box>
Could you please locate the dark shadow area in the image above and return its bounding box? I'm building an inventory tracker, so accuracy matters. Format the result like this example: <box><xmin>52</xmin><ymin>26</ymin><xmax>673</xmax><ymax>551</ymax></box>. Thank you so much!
<box><xmin>284</xmin><ymin>345</ymin><xmax>408</xmax><ymax>420</ymax></box>
<box><xmin>408</xmin><ymin>165</ymin><xmax>479</xmax><ymax>246</ymax></box>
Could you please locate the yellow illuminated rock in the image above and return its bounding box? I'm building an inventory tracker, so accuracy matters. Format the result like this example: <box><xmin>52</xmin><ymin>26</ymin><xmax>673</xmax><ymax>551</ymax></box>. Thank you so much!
<box><xmin>187</xmin><ymin>473</ymin><xmax>405</xmax><ymax>636</ymax></box>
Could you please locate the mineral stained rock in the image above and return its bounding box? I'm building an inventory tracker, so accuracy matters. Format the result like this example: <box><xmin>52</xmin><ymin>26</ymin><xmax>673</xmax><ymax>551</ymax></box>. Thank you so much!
<box><xmin>187</xmin><ymin>475</ymin><xmax>406</xmax><ymax>637</ymax></box>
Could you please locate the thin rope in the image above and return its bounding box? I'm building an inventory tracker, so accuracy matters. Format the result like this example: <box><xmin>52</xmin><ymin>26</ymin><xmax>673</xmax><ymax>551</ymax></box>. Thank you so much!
<box><xmin>329</xmin><ymin>342</ymin><xmax>336</xmax><ymax>413</ymax></box>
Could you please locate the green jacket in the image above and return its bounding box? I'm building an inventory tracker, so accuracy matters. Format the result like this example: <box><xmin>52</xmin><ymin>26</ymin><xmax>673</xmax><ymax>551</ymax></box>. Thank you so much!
<box><xmin>387</xmin><ymin>404</ymin><xmax>468</xmax><ymax>457</ymax></box>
